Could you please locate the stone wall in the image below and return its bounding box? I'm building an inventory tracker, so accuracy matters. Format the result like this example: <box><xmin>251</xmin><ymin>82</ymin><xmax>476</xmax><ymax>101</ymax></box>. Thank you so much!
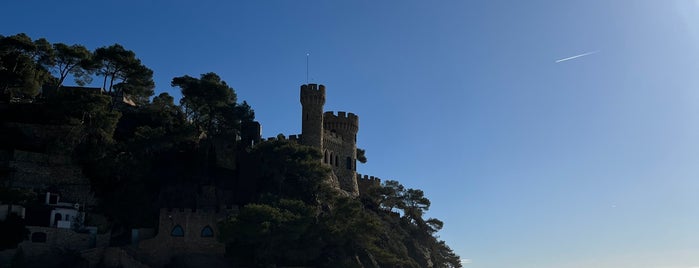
<box><xmin>322</xmin><ymin>130</ymin><xmax>359</xmax><ymax>194</ymax></box>
<box><xmin>18</xmin><ymin>226</ymin><xmax>110</xmax><ymax>258</ymax></box>
<box><xmin>139</xmin><ymin>208</ymin><xmax>232</xmax><ymax>266</ymax></box>
<box><xmin>3</xmin><ymin>150</ymin><xmax>95</xmax><ymax>206</ymax></box>
<box><xmin>357</xmin><ymin>174</ymin><xmax>382</xmax><ymax>196</ymax></box>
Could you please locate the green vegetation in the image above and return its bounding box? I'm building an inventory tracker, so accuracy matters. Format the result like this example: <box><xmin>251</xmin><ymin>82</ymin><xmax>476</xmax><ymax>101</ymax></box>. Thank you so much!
<box><xmin>0</xmin><ymin>33</ymin><xmax>461</xmax><ymax>267</ymax></box>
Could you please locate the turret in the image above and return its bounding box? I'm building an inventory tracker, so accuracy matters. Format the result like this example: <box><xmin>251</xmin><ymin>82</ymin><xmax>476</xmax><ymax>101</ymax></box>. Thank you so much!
<box><xmin>323</xmin><ymin>111</ymin><xmax>359</xmax><ymax>142</ymax></box>
<box><xmin>323</xmin><ymin>111</ymin><xmax>360</xmax><ymax>195</ymax></box>
<box><xmin>300</xmin><ymin>84</ymin><xmax>325</xmax><ymax>148</ymax></box>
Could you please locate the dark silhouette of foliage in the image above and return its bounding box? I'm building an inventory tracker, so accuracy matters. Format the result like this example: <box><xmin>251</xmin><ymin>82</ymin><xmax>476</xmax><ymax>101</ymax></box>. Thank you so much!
<box><xmin>94</xmin><ymin>44</ymin><xmax>154</xmax><ymax>105</ymax></box>
<box><xmin>220</xmin><ymin>199</ymin><xmax>321</xmax><ymax>266</ymax></box>
<box><xmin>246</xmin><ymin>138</ymin><xmax>331</xmax><ymax>203</ymax></box>
<box><xmin>0</xmin><ymin>33</ymin><xmax>54</xmax><ymax>100</ymax></box>
<box><xmin>357</xmin><ymin>148</ymin><xmax>367</xmax><ymax>163</ymax></box>
<box><xmin>50</xmin><ymin>43</ymin><xmax>93</xmax><ymax>89</ymax></box>
<box><xmin>172</xmin><ymin>72</ymin><xmax>246</xmax><ymax>138</ymax></box>
<box><xmin>0</xmin><ymin>214</ymin><xmax>29</xmax><ymax>250</ymax></box>
<box><xmin>44</xmin><ymin>87</ymin><xmax>121</xmax><ymax>162</ymax></box>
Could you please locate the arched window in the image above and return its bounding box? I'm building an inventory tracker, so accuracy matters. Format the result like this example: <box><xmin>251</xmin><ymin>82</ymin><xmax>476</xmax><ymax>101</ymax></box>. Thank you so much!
<box><xmin>31</xmin><ymin>232</ymin><xmax>47</xmax><ymax>243</ymax></box>
<box><xmin>335</xmin><ymin>155</ymin><xmax>339</xmax><ymax>166</ymax></box>
<box><xmin>346</xmin><ymin>157</ymin><xmax>352</xmax><ymax>170</ymax></box>
<box><xmin>201</xmin><ymin>225</ymin><xmax>214</xmax><ymax>237</ymax></box>
<box><xmin>324</xmin><ymin>151</ymin><xmax>328</xmax><ymax>164</ymax></box>
<box><xmin>329</xmin><ymin>152</ymin><xmax>333</xmax><ymax>165</ymax></box>
<box><xmin>171</xmin><ymin>225</ymin><xmax>184</xmax><ymax>237</ymax></box>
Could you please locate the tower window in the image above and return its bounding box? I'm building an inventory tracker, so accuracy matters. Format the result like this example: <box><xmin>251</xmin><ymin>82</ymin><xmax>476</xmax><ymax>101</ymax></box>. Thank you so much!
<box><xmin>335</xmin><ymin>155</ymin><xmax>339</xmax><ymax>166</ymax></box>
<box><xmin>171</xmin><ymin>225</ymin><xmax>184</xmax><ymax>237</ymax></box>
<box><xmin>329</xmin><ymin>153</ymin><xmax>333</xmax><ymax>165</ymax></box>
<box><xmin>324</xmin><ymin>151</ymin><xmax>328</xmax><ymax>164</ymax></box>
<box><xmin>346</xmin><ymin>157</ymin><xmax>352</xmax><ymax>170</ymax></box>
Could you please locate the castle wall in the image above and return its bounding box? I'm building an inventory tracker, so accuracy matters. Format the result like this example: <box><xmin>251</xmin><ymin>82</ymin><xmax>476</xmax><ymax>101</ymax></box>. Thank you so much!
<box><xmin>139</xmin><ymin>208</ymin><xmax>230</xmax><ymax>266</ymax></box>
<box><xmin>356</xmin><ymin>173</ymin><xmax>382</xmax><ymax>196</ymax></box>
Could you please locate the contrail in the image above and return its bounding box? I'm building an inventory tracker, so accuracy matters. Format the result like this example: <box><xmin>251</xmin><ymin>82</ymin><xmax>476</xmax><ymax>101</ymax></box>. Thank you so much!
<box><xmin>555</xmin><ymin>51</ymin><xmax>599</xmax><ymax>63</ymax></box>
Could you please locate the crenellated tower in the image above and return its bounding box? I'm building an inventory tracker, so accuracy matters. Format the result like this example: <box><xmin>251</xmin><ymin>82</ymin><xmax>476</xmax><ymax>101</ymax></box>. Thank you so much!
<box><xmin>300</xmin><ymin>84</ymin><xmax>325</xmax><ymax>148</ymax></box>
<box><xmin>322</xmin><ymin>111</ymin><xmax>359</xmax><ymax>194</ymax></box>
<box><xmin>323</xmin><ymin>111</ymin><xmax>359</xmax><ymax>142</ymax></box>
<box><xmin>298</xmin><ymin>83</ymin><xmax>360</xmax><ymax>195</ymax></box>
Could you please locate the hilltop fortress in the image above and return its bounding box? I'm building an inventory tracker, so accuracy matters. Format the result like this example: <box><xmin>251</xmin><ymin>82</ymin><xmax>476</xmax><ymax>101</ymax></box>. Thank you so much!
<box><xmin>0</xmin><ymin>83</ymin><xmax>384</xmax><ymax>267</ymax></box>
<box><xmin>300</xmin><ymin>83</ymin><xmax>361</xmax><ymax>194</ymax></box>
<box><xmin>250</xmin><ymin>83</ymin><xmax>381</xmax><ymax>196</ymax></box>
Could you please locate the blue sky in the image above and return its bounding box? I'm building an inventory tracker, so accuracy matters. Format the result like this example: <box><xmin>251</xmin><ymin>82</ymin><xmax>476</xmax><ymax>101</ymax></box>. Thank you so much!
<box><xmin>3</xmin><ymin>1</ymin><xmax>699</xmax><ymax>267</ymax></box>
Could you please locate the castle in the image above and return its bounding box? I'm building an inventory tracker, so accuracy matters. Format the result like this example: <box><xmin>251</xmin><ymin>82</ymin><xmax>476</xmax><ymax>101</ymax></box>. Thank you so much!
<box><xmin>255</xmin><ymin>84</ymin><xmax>381</xmax><ymax>196</ymax></box>
<box><xmin>300</xmin><ymin>84</ymin><xmax>360</xmax><ymax>194</ymax></box>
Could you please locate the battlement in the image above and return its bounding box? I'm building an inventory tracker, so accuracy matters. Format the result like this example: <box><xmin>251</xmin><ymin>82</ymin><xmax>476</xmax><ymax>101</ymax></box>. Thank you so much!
<box><xmin>356</xmin><ymin>173</ymin><xmax>382</xmax><ymax>195</ymax></box>
<box><xmin>262</xmin><ymin>136</ymin><xmax>278</xmax><ymax>142</ymax></box>
<box><xmin>300</xmin><ymin>84</ymin><xmax>326</xmax><ymax>105</ymax></box>
<box><xmin>162</xmin><ymin>205</ymin><xmax>238</xmax><ymax>215</ymax></box>
<box><xmin>324</xmin><ymin>111</ymin><xmax>359</xmax><ymax>124</ymax></box>
<box><xmin>260</xmin><ymin>134</ymin><xmax>302</xmax><ymax>144</ymax></box>
<box><xmin>288</xmin><ymin>134</ymin><xmax>301</xmax><ymax>142</ymax></box>
<box><xmin>323</xmin><ymin>111</ymin><xmax>359</xmax><ymax>136</ymax></box>
<box><xmin>356</xmin><ymin>173</ymin><xmax>382</xmax><ymax>183</ymax></box>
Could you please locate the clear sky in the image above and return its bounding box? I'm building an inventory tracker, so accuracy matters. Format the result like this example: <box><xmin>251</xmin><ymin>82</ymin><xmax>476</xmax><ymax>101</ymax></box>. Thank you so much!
<box><xmin>3</xmin><ymin>1</ymin><xmax>699</xmax><ymax>267</ymax></box>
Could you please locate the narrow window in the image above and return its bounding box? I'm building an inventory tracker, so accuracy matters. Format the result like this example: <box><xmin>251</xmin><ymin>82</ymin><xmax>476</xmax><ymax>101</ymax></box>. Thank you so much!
<box><xmin>201</xmin><ymin>226</ymin><xmax>214</xmax><ymax>237</ymax></box>
<box><xmin>335</xmin><ymin>155</ymin><xmax>339</xmax><ymax>166</ymax></box>
<box><xmin>54</xmin><ymin>213</ymin><xmax>62</xmax><ymax>226</ymax></box>
<box><xmin>171</xmin><ymin>225</ymin><xmax>184</xmax><ymax>237</ymax></box>
<box><xmin>346</xmin><ymin>157</ymin><xmax>352</xmax><ymax>170</ymax></box>
<box><xmin>324</xmin><ymin>151</ymin><xmax>328</xmax><ymax>163</ymax></box>
<box><xmin>329</xmin><ymin>153</ymin><xmax>333</xmax><ymax>165</ymax></box>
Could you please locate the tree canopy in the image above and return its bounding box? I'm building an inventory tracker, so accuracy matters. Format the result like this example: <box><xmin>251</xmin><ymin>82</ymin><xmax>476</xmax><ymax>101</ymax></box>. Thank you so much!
<box><xmin>94</xmin><ymin>44</ymin><xmax>154</xmax><ymax>105</ymax></box>
<box><xmin>172</xmin><ymin>72</ymin><xmax>247</xmax><ymax>138</ymax></box>
<box><xmin>0</xmin><ymin>33</ymin><xmax>53</xmax><ymax>100</ymax></box>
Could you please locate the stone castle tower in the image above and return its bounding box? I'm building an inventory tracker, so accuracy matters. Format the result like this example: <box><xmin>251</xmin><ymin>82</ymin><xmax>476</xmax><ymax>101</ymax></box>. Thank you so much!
<box><xmin>300</xmin><ymin>84</ymin><xmax>359</xmax><ymax>195</ymax></box>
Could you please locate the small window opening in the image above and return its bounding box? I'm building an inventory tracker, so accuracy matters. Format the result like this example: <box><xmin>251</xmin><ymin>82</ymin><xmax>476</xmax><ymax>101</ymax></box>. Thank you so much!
<box><xmin>171</xmin><ymin>225</ymin><xmax>184</xmax><ymax>237</ymax></box>
<box><xmin>201</xmin><ymin>226</ymin><xmax>214</xmax><ymax>237</ymax></box>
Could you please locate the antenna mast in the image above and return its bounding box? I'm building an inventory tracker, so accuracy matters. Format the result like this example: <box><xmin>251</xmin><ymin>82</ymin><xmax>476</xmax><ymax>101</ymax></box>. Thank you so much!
<box><xmin>306</xmin><ymin>52</ymin><xmax>310</xmax><ymax>84</ymax></box>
